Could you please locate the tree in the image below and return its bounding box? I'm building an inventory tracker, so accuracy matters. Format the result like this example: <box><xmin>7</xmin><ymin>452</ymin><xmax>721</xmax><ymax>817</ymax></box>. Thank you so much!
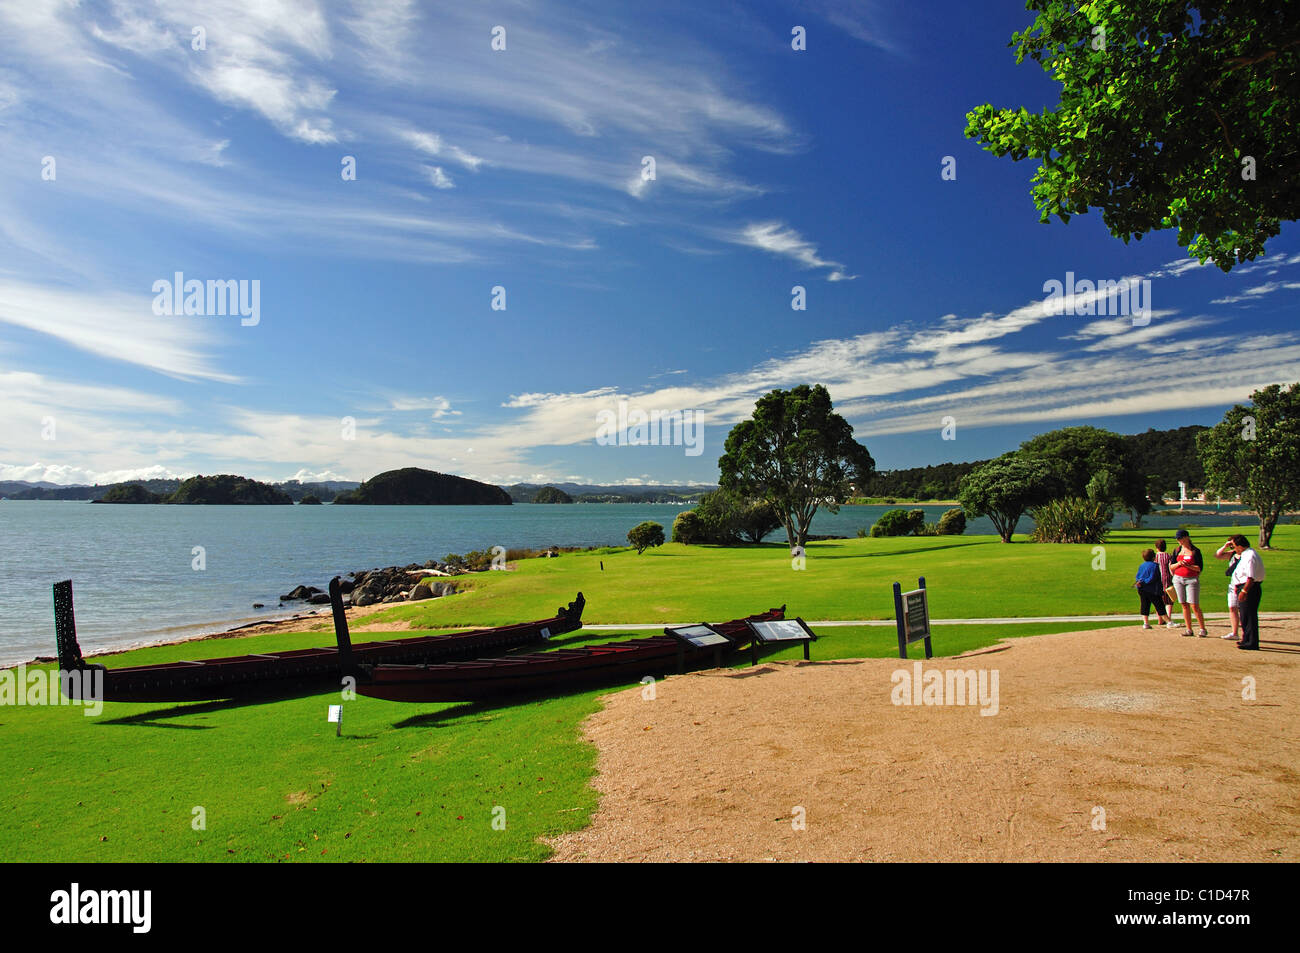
<box><xmin>958</xmin><ymin>454</ymin><xmax>1060</xmax><ymax>542</ymax></box>
<box><xmin>692</xmin><ymin>490</ymin><xmax>742</xmax><ymax>544</ymax></box>
<box><xmin>719</xmin><ymin>384</ymin><xmax>875</xmax><ymax>548</ymax></box>
<box><xmin>691</xmin><ymin>489</ymin><xmax>783</xmax><ymax>544</ymax></box>
<box><xmin>937</xmin><ymin>508</ymin><xmax>967</xmax><ymax>535</ymax></box>
<box><xmin>1019</xmin><ymin>426</ymin><xmax>1149</xmax><ymax>521</ymax></box>
<box><xmin>870</xmin><ymin>508</ymin><xmax>926</xmax><ymax>538</ymax></box>
<box><xmin>965</xmin><ymin>1</ymin><xmax>1300</xmax><ymax>271</ymax></box>
<box><xmin>734</xmin><ymin>497</ymin><xmax>783</xmax><ymax>544</ymax></box>
<box><xmin>671</xmin><ymin>510</ymin><xmax>704</xmax><ymax>544</ymax></box>
<box><xmin>1197</xmin><ymin>383</ymin><xmax>1300</xmax><ymax>548</ymax></box>
<box><xmin>627</xmin><ymin>521</ymin><xmax>665</xmax><ymax>555</ymax></box>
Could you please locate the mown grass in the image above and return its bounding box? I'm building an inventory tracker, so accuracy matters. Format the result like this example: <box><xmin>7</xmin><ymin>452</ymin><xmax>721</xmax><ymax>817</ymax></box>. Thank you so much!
<box><xmin>2</xmin><ymin>525</ymin><xmax>1292</xmax><ymax>862</ymax></box>
<box><xmin>369</xmin><ymin>526</ymin><xmax>1300</xmax><ymax>630</ymax></box>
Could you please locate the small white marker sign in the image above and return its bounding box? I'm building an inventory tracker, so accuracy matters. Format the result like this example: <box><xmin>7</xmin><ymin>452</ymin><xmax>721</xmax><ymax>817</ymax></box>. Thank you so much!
<box><xmin>327</xmin><ymin>705</ymin><xmax>341</xmax><ymax>723</ymax></box>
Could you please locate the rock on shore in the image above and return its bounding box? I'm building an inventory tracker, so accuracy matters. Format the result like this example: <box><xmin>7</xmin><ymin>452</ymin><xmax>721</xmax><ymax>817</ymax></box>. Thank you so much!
<box><xmin>280</xmin><ymin>560</ymin><xmax>463</xmax><ymax>608</ymax></box>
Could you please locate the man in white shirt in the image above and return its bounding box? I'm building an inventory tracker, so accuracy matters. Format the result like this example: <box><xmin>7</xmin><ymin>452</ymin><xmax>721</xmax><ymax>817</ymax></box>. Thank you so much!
<box><xmin>1230</xmin><ymin>535</ymin><xmax>1265</xmax><ymax>651</ymax></box>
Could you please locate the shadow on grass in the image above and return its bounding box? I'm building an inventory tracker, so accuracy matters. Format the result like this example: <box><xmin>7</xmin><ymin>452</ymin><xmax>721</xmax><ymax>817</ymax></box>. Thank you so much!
<box><xmin>389</xmin><ymin>672</ymin><xmax>666</xmax><ymax>728</ymax></box>
<box><xmin>812</xmin><ymin>540</ymin><xmax>998</xmax><ymax>559</ymax></box>
<box><xmin>97</xmin><ymin>693</ymin><xmax>319</xmax><ymax>727</ymax></box>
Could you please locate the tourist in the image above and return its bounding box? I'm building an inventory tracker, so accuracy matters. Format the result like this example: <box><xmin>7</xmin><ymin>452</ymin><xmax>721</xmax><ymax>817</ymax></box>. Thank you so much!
<box><xmin>1171</xmin><ymin>529</ymin><xmax>1207</xmax><ymax>637</ymax></box>
<box><xmin>1213</xmin><ymin>538</ymin><xmax>1242</xmax><ymax>641</ymax></box>
<box><xmin>1154</xmin><ymin>538</ymin><xmax>1178</xmax><ymax>629</ymax></box>
<box><xmin>1134</xmin><ymin>549</ymin><xmax>1171</xmax><ymax>629</ymax></box>
<box><xmin>1230</xmin><ymin>535</ymin><xmax>1265</xmax><ymax>651</ymax></box>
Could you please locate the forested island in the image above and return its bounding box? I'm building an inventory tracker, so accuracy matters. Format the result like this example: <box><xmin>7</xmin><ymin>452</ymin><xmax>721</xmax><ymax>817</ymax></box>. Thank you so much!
<box><xmin>332</xmin><ymin>468</ymin><xmax>512</xmax><ymax>505</ymax></box>
<box><xmin>531</xmin><ymin>486</ymin><xmax>574</xmax><ymax>503</ymax></box>
<box><xmin>93</xmin><ymin>474</ymin><xmax>293</xmax><ymax>504</ymax></box>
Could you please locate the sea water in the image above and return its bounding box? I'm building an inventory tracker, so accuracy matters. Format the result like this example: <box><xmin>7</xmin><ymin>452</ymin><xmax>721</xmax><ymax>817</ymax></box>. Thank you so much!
<box><xmin>0</xmin><ymin>500</ymin><xmax>1257</xmax><ymax>664</ymax></box>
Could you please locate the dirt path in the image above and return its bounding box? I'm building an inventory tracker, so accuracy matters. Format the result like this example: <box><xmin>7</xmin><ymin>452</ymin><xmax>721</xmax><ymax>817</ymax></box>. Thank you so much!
<box><xmin>545</xmin><ymin>619</ymin><xmax>1300</xmax><ymax>862</ymax></box>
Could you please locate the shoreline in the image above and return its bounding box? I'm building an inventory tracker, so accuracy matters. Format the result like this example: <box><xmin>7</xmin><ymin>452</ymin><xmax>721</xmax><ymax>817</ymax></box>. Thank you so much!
<box><xmin>12</xmin><ymin>601</ymin><xmax>407</xmax><ymax>671</ymax></box>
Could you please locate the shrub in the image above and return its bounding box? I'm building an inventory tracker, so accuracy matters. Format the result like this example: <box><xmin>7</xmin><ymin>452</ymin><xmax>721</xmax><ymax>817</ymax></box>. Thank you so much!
<box><xmin>693</xmin><ymin>491</ymin><xmax>741</xmax><ymax>543</ymax></box>
<box><xmin>916</xmin><ymin>521</ymin><xmax>939</xmax><ymax>536</ymax></box>
<box><xmin>855</xmin><ymin>527</ymin><xmax>868</xmax><ymax>538</ymax></box>
<box><xmin>1029</xmin><ymin>497</ymin><xmax>1113</xmax><ymax>544</ymax></box>
<box><xmin>627</xmin><ymin>521</ymin><xmax>666</xmax><ymax>554</ymax></box>
<box><xmin>734</xmin><ymin>498</ymin><xmax>782</xmax><ymax>543</ymax></box>
<box><xmin>937</xmin><ymin>508</ymin><xmax>966</xmax><ymax>535</ymax></box>
<box><xmin>870</xmin><ymin>507</ymin><xmax>925</xmax><ymax>537</ymax></box>
<box><xmin>445</xmin><ymin>549</ymin><xmax>496</xmax><ymax>571</ymax></box>
<box><xmin>672</xmin><ymin>510</ymin><xmax>704</xmax><ymax>544</ymax></box>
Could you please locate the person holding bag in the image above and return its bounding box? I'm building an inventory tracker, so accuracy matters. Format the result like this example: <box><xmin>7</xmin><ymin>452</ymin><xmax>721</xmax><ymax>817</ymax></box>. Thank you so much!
<box><xmin>1171</xmin><ymin>529</ymin><xmax>1207</xmax><ymax>637</ymax></box>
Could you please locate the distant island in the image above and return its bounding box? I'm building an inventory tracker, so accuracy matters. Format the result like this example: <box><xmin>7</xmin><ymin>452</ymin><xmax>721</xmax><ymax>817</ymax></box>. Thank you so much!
<box><xmin>4</xmin><ymin>477</ymin><xmax>358</xmax><ymax>502</ymax></box>
<box><xmin>532</xmin><ymin>486</ymin><xmax>574</xmax><ymax>504</ymax></box>
<box><xmin>93</xmin><ymin>474</ymin><xmax>292</xmax><ymax>505</ymax></box>
<box><xmin>506</xmin><ymin>481</ymin><xmax>716</xmax><ymax>503</ymax></box>
<box><xmin>333</xmin><ymin>467</ymin><xmax>512</xmax><ymax>505</ymax></box>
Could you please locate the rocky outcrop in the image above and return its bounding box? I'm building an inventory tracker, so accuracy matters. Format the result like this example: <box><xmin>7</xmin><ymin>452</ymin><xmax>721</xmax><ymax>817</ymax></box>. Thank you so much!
<box><xmin>281</xmin><ymin>561</ymin><xmax>464</xmax><ymax>608</ymax></box>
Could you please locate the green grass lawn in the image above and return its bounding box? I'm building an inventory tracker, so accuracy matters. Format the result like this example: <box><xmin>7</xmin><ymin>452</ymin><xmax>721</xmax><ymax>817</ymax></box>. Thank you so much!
<box><xmin>2</xmin><ymin>525</ymin><xmax>1292</xmax><ymax>862</ymax></box>
<box><xmin>368</xmin><ymin>525</ymin><xmax>1300</xmax><ymax>630</ymax></box>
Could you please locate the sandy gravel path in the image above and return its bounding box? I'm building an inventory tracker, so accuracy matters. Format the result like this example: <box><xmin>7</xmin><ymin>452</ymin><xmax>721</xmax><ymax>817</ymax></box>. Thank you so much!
<box><xmin>545</xmin><ymin>619</ymin><xmax>1300</xmax><ymax>862</ymax></box>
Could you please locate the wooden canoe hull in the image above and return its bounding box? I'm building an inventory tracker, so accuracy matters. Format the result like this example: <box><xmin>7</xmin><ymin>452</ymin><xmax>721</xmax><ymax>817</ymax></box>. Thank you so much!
<box><xmin>54</xmin><ymin>580</ymin><xmax>585</xmax><ymax>703</ymax></box>
<box><xmin>351</xmin><ymin>608</ymin><xmax>785</xmax><ymax>703</ymax></box>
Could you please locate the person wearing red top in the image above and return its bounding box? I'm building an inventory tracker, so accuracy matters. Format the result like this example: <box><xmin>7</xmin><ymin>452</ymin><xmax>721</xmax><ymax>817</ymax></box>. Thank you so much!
<box><xmin>1171</xmin><ymin>529</ymin><xmax>1206</xmax><ymax>637</ymax></box>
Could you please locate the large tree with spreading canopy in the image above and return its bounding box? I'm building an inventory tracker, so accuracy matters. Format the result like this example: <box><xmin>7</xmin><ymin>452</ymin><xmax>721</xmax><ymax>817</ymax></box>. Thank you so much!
<box><xmin>965</xmin><ymin>1</ymin><xmax>1300</xmax><ymax>271</ymax></box>
<box><xmin>1197</xmin><ymin>383</ymin><xmax>1300</xmax><ymax>548</ymax></box>
<box><xmin>719</xmin><ymin>385</ymin><xmax>874</xmax><ymax>549</ymax></box>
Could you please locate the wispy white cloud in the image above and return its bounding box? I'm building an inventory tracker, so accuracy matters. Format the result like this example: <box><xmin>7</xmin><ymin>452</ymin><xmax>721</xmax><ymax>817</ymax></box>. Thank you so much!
<box><xmin>1211</xmin><ymin>281</ymin><xmax>1300</xmax><ymax>305</ymax></box>
<box><xmin>422</xmin><ymin>165</ymin><xmax>455</xmax><ymax>189</ymax></box>
<box><xmin>728</xmin><ymin>222</ymin><xmax>854</xmax><ymax>279</ymax></box>
<box><xmin>0</xmin><ymin>279</ymin><xmax>237</xmax><ymax>382</ymax></box>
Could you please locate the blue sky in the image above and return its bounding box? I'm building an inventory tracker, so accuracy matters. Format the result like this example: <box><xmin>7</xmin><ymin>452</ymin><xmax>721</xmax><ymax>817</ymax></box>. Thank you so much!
<box><xmin>2</xmin><ymin>0</ymin><xmax>1298</xmax><ymax>487</ymax></box>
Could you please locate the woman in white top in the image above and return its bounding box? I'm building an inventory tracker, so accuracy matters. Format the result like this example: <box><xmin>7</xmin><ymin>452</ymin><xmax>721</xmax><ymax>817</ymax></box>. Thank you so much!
<box><xmin>1213</xmin><ymin>539</ymin><xmax>1241</xmax><ymax>641</ymax></box>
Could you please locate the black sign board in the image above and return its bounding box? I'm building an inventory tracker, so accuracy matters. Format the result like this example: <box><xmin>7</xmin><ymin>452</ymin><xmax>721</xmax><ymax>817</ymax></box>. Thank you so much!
<box><xmin>664</xmin><ymin>623</ymin><xmax>732</xmax><ymax>672</ymax></box>
<box><xmin>902</xmin><ymin>589</ymin><xmax>929</xmax><ymax>643</ymax></box>
<box><xmin>744</xmin><ymin>617</ymin><xmax>817</xmax><ymax>665</ymax></box>
<box><xmin>665</xmin><ymin>623</ymin><xmax>731</xmax><ymax>649</ymax></box>
<box><xmin>893</xmin><ymin>578</ymin><xmax>933</xmax><ymax>660</ymax></box>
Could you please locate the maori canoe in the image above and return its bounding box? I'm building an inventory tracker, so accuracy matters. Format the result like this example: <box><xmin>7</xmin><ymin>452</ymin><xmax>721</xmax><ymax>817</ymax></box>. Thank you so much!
<box><xmin>333</xmin><ymin>586</ymin><xmax>790</xmax><ymax>703</ymax></box>
<box><xmin>53</xmin><ymin>578</ymin><xmax>585</xmax><ymax>703</ymax></box>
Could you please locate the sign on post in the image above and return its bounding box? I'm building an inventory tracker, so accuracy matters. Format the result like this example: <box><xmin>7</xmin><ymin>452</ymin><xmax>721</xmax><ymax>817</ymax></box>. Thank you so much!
<box><xmin>664</xmin><ymin>623</ymin><xmax>731</xmax><ymax>672</ymax></box>
<box><xmin>893</xmin><ymin>577</ymin><xmax>933</xmax><ymax>660</ymax></box>
<box><xmin>745</xmin><ymin>617</ymin><xmax>817</xmax><ymax>666</ymax></box>
<box><xmin>327</xmin><ymin>704</ymin><xmax>342</xmax><ymax>737</ymax></box>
